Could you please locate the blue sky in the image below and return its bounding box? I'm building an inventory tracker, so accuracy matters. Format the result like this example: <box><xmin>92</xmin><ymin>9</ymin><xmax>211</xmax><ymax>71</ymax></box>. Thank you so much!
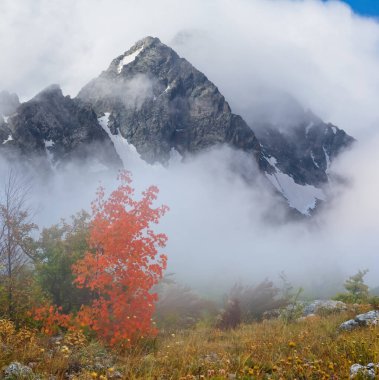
<box><xmin>335</xmin><ymin>0</ymin><xmax>379</xmax><ymax>17</ymax></box>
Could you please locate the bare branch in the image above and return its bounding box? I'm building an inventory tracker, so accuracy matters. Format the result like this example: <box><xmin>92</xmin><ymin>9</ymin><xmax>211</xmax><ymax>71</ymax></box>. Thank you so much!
<box><xmin>0</xmin><ymin>169</ymin><xmax>37</xmax><ymax>319</ymax></box>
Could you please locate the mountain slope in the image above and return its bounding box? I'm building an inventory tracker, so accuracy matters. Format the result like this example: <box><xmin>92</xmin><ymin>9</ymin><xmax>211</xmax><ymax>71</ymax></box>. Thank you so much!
<box><xmin>1</xmin><ymin>85</ymin><xmax>121</xmax><ymax>170</ymax></box>
<box><xmin>78</xmin><ymin>36</ymin><xmax>262</xmax><ymax>167</ymax></box>
<box><xmin>78</xmin><ymin>36</ymin><xmax>354</xmax><ymax>215</ymax></box>
<box><xmin>257</xmin><ymin>112</ymin><xmax>354</xmax><ymax>214</ymax></box>
<box><xmin>0</xmin><ymin>36</ymin><xmax>355</xmax><ymax>216</ymax></box>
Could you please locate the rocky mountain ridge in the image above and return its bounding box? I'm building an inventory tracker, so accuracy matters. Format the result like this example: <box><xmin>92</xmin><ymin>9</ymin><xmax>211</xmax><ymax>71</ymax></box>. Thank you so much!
<box><xmin>1</xmin><ymin>85</ymin><xmax>121</xmax><ymax>171</ymax></box>
<box><xmin>0</xmin><ymin>36</ymin><xmax>354</xmax><ymax>215</ymax></box>
<box><xmin>78</xmin><ymin>36</ymin><xmax>263</xmax><ymax>167</ymax></box>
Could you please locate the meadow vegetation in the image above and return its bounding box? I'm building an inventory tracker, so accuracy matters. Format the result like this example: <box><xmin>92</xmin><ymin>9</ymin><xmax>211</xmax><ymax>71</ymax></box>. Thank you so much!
<box><xmin>1</xmin><ymin>305</ymin><xmax>378</xmax><ymax>379</ymax></box>
<box><xmin>0</xmin><ymin>171</ymin><xmax>378</xmax><ymax>379</ymax></box>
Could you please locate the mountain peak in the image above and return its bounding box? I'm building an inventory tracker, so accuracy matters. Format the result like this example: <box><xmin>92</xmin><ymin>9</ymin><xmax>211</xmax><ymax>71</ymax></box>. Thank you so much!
<box><xmin>2</xmin><ymin>83</ymin><xmax>121</xmax><ymax>170</ymax></box>
<box><xmin>136</xmin><ymin>35</ymin><xmax>161</xmax><ymax>47</ymax></box>
<box><xmin>0</xmin><ymin>36</ymin><xmax>356</xmax><ymax>216</ymax></box>
<box><xmin>119</xmin><ymin>36</ymin><xmax>160</xmax><ymax>60</ymax></box>
<box><xmin>76</xmin><ymin>37</ymin><xmax>354</xmax><ymax>215</ymax></box>
<box><xmin>110</xmin><ymin>36</ymin><xmax>177</xmax><ymax>76</ymax></box>
<box><xmin>34</xmin><ymin>84</ymin><xmax>64</xmax><ymax>102</ymax></box>
<box><xmin>78</xmin><ymin>36</ymin><xmax>261</xmax><ymax>164</ymax></box>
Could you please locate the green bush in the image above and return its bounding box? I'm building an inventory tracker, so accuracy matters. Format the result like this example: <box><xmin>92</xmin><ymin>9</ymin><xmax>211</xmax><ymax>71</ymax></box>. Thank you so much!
<box><xmin>35</xmin><ymin>211</ymin><xmax>91</xmax><ymax>313</ymax></box>
<box><xmin>334</xmin><ymin>269</ymin><xmax>369</xmax><ymax>304</ymax></box>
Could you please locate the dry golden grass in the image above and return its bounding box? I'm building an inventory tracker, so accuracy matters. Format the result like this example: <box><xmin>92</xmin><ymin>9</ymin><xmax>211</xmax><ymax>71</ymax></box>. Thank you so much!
<box><xmin>1</xmin><ymin>307</ymin><xmax>378</xmax><ymax>379</ymax></box>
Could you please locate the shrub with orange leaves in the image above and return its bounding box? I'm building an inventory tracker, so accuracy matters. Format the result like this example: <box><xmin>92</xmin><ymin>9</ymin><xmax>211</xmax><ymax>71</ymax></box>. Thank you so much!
<box><xmin>71</xmin><ymin>171</ymin><xmax>168</xmax><ymax>346</ymax></box>
<box><xmin>33</xmin><ymin>305</ymin><xmax>74</xmax><ymax>335</ymax></box>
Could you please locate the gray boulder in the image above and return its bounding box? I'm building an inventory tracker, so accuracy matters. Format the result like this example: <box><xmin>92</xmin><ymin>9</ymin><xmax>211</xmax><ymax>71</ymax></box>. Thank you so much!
<box><xmin>303</xmin><ymin>300</ymin><xmax>347</xmax><ymax>316</ymax></box>
<box><xmin>3</xmin><ymin>362</ymin><xmax>34</xmax><ymax>379</ymax></box>
<box><xmin>340</xmin><ymin>310</ymin><xmax>379</xmax><ymax>331</ymax></box>
<box><xmin>350</xmin><ymin>363</ymin><xmax>378</xmax><ymax>379</ymax></box>
<box><xmin>355</xmin><ymin>310</ymin><xmax>379</xmax><ymax>325</ymax></box>
<box><xmin>340</xmin><ymin>319</ymin><xmax>360</xmax><ymax>330</ymax></box>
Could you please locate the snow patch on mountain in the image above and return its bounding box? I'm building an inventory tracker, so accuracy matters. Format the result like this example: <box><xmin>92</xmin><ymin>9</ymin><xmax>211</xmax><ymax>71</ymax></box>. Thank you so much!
<box><xmin>164</xmin><ymin>84</ymin><xmax>172</xmax><ymax>93</ymax></box>
<box><xmin>2</xmin><ymin>134</ymin><xmax>13</xmax><ymax>144</ymax></box>
<box><xmin>169</xmin><ymin>147</ymin><xmax>183</xmax><ymax>164</ymax></box>
<box><xmin>323</xmin><ymin>147</ymin><xmax>331</xmax><ymax>172</ymax></box>
<box><xmin>98</xmin><ymin>113</ymin><xmax>143</xmax><ymax>168</ymax></box>
<box><xmin>305</xmin><ymin>122</ymin><xmax>314</xmax><ymax>135</ymax></box>
<box><xmin>311</xmin><ymin>152</ymin><xmax>320</xmax><ymax>168</ymax></box>
<box><xmin>266</xmin><ymin>156</ymin><xmax>278</xmax><ymax>166</ymax></box>
<box><xmin>267</xmin><ymin>171</ymin><xmax>325</xmax><ymax>215</ymax></box>
<box><xmin>44</xmin><ymin>140</ymin><xmax>56</xmax><ymax>169</ymax></box>
<box><xmin>117</xmin><ymin>46</ymin><xmax>144</xmax><ymax>74</ymax></box>
<box><xmin>265</xmin><ymin>155</ymin><xmax>325</xmax><ymax>215</ymax></box>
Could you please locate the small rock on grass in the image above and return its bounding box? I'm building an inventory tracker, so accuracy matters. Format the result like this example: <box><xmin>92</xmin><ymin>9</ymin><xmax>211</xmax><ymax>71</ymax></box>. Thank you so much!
<box><xmin>340</xmin><ymin>310</ymin><xmax>379</xmax><ymax>331</ymax></box>
<box><xmin>350</xmin><ymin>363</ymin><xmax>379</xmax><ymax>379</ymax></box>
<box><xmin>3</xmin><ymin>362</ymin><xmax>36</xmax><ymax>380</ymax></box>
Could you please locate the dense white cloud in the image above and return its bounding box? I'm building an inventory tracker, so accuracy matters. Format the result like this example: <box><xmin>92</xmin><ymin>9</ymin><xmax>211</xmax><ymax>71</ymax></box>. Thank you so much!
<box><xmin>1</xmin><ymin>0</ymin><xmax>379</xmax><ymax>292</ymax></box>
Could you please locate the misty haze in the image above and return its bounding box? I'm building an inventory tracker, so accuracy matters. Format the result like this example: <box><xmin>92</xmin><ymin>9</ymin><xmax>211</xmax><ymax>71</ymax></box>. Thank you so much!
<box><xmin>0</xmin><ymin>0</ymin><xmax>379</xmax><ymax>379</ymax></box>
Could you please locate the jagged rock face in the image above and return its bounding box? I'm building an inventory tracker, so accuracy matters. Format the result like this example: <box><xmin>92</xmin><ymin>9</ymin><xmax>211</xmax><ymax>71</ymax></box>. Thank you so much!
<box><xmin>77</xmin><ymin>36</ymin><xmax>355</xmax><ymax>215</ymax></box>
<box><xmin>257</xmin><ymin>113</ymin><xmax>355</xmax><ymax>187</ymax></box>
<box><xmin>252</xmin><ymin>109</ymin><xmax>354</xmax><ymax>215</ymax></box>
<box><xmin>0</xmin><ymin>36</ymin><xmax>355</xmax><ymax>216</ymax></box>
<box><xmin>78</xmin><ymin>36</ymin><xmax>261</xmax><ymax>165</ymax></box>
<box><xmin>242</xmin><ymin>93</ymin><xmax>354</xmax><ymax>187</ymax></box>
<box><xmin>0</xmin><ymin>91</ymin><xmax>20</xmax><ymax>148</ymax></box>
<box><xmin>0</xmin><ymin>119</ymin><xmax>11</xmax><ymax>142</ymax></box>
<box><xmin>0</xmin><ymin>110</ymin><xmax>17</xmax><ymax>159</ymax></box>
<box><xmin>2</xmin><ymin>85</ymin><xmax>121</xmax><ymax>169</ymax></box>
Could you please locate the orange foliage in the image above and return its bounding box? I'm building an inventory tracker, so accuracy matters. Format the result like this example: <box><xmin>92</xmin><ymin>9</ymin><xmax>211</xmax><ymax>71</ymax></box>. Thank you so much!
<box><xmin>71</xmin><ymin>171</ymin><xmax>168</xmax><ymax>346</ymax></box>
<box><xmin>33</xmin><ymin>305</ymin><xmax>74</xmax><ymax>335</ymax></box>
<box><xmin>33</xmin><ymin>171</ymin><xmax>168</xmax><ymax>347</ymax></box>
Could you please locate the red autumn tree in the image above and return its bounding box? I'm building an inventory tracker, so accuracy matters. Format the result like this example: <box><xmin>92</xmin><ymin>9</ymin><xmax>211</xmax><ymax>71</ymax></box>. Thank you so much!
<box><xmin>72</xmin><ymin>171</ymin><xmax>168</xmax><ymax>346</ymax></box>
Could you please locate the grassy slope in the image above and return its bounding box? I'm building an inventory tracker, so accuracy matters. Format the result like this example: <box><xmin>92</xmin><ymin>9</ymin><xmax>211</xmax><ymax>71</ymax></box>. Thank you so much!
<box><xmin>1</xmin><ymin>308</ymin><xmax>378</xmax><ymax>379</ymax></box>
